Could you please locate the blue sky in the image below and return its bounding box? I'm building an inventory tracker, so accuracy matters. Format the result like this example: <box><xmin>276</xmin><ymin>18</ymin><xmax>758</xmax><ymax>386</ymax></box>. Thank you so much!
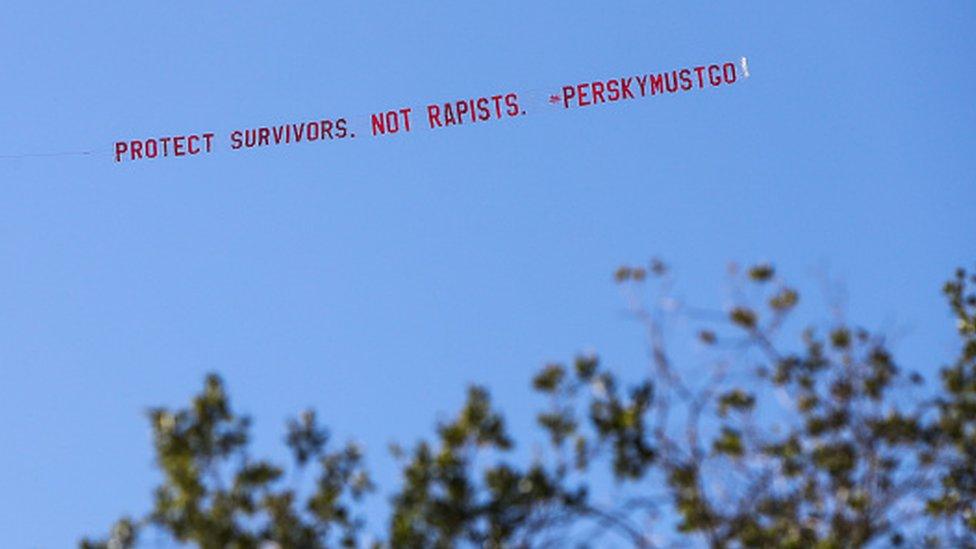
<box><xmin>1</xmin><ymin>3</ymin><xmax>973</xmax><ymax>546</ymax></box>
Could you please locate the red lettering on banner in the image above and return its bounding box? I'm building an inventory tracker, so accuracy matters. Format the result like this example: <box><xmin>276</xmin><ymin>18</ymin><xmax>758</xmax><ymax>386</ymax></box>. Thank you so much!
<box><xmin>399</xmin><ymin>108</ymin><xmax>412</xmax><ymax>131</ymax></box>
<box><xmin>591</xmin><ymin>81</ymin><xmax>605</xmax><ymax>104</ymax></box>
<box><xmin>222</xmin><ymin>117</ymin><xmax>349</xmax><ymax>154</ymax></box>
<box><xmin>425</xmin><ymin>92</ymin><xmax>522</xmax><ymax>129</ymax></box>
<box><xmin>334</xmin><ymin>119</ymin><xmax>348</xmax><ymax>138</ymax></box>
<box><xmin>427</xmin><ymin>104</ymin><xmax>442</xmax><ymax>127</ymax></box>
<box><xmin>636</xmin><ymin>75</ymin><xmax>648</xmax><ymax>97</ymax></box>
<box><xmin>455</xmin><ymin>100</ymin><xmax>469</xmax><ymax>123</ymax></box>
<box><xmin>372</xmin><ymin>112</ymin><xmax>392</xmax><ymax>135</ymax></box>
<box><xmin>114</xmin><ymin>142</ymin><xmax>127</xmax><ymax>162</ymax></box>
<box><xmin>371</xmin><ymin>110</ymin><xmax>408</xmax><ymax>136</ymax></box>
<box><xmin>554</xmin><ymin>59</ymin><xmax>743</xmax><ymax>110</ymax></box>
<box><xmin>694</xmin><ymin>66</ymin><xmax>707</xmax><ymax>88</ymax></box>
<box><xmin>577</xmin><ymin>83</ymin><xmax>590</xmax><ymax>106</ymax></box>
<box><xmin>114</xmin><ymin>132</ymin><xmax>217</xmax><ymax>162</ymax></box>
<box><xmin>723</xmin><ymin>63</ymin><xmax>737</xmax><ymax>83</ymax></box>
<box><xmin>113</xmin><ymin>59</ymin><xmax>746</xmax><ymax>162</ymax></box>
<box><xmin>476</xmin><ymin>98</ymin><xmax>490</xmax><ymax>121</ymax></box>
<box><xmin>664</xmin><ymin>72</ymin><xmax>678</xmax><ymax>93</ymax></box>
<box><xmin>650</xmin><ymin>74</ymin><xmax>664</xmax><ymax>95</ymax></box>
<box><xmin>443</xmin><ymin>103</ymin><xmax>457</xmax><ymax>126</ymax></box>
<box><xmin>491</xmin><ymin>95</ymin><xmax>504</xmax><ymax>118</ymax></box>
<box><xmin>561</xmin><ymin>86</ymin><xmax>575</xmax><ymax>108</ymax></box>
<box><xmin>708</xmin><ymin>65</ymin><xmax>722</xmax><ymax>86</ymax></box>
<box><xmin>505</xmin><ymin>93</ymin><xmax>520</xmax><ymax>116</ymax></box>
<box><xmin>621</xmin><ymin>77</ymin><xmax>634</xmax><ymax>99</ymax></box>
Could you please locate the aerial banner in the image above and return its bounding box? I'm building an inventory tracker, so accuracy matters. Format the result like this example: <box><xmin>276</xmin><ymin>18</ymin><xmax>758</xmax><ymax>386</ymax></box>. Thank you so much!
<box><xmin>4</xmin><ymin>57</ymin><xmax>752</xmax><ymax>162</ymax></box>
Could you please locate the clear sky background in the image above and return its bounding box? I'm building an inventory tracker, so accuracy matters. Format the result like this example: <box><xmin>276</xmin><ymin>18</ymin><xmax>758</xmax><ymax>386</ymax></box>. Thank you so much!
<box><xmin>1</xmin><ymin>3</ymin><xmax>973</xmax><ymax>547</ymax></box>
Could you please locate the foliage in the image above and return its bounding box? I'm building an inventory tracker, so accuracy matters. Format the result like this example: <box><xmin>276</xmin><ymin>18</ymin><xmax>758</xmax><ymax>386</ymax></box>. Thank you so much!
<box><xmin>81</xmin><ymin>376</ymin><xmax>372</xmax><ymax>549</ymax></box>
<box><xmin>83</xmin><ymin>262</ymin><xmax>976</xmax><ymax>548</ymax></box>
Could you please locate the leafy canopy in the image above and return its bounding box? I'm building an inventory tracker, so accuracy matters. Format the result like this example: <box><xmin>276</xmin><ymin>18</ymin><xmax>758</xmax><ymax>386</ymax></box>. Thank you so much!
<box><xmin>84</xmin><ymin>263</ymin><xmax>976</xmax><ymax>548</ymax></box>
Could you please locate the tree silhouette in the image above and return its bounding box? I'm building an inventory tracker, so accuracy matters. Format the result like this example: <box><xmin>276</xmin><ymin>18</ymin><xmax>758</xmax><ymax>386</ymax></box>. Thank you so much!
<box><xmin>83</xmin><ymin>262</ymin><xmax>976</xmax><ymax>548</ymax></box>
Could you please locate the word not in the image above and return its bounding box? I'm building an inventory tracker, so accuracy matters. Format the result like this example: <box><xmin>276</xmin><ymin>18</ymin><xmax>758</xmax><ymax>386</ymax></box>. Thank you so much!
<box><xmin>371</xmin><ymin>108</ymin><xmax>413</xmax><ymax>136</ymax></box>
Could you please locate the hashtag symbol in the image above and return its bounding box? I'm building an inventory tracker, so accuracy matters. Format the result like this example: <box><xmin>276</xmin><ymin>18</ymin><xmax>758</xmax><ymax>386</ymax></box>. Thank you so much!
<box><xmin>549</xmin><ymin>94</ymin><xmax>562</xmax><ymax>104</ymax></box>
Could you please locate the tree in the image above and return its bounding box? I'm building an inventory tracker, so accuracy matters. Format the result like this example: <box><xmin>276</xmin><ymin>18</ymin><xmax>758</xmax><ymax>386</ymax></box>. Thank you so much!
<box><xmin>83</xmin><ymin>262</ymin><xmax>976</xmax><ymax>548</ymax></box>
